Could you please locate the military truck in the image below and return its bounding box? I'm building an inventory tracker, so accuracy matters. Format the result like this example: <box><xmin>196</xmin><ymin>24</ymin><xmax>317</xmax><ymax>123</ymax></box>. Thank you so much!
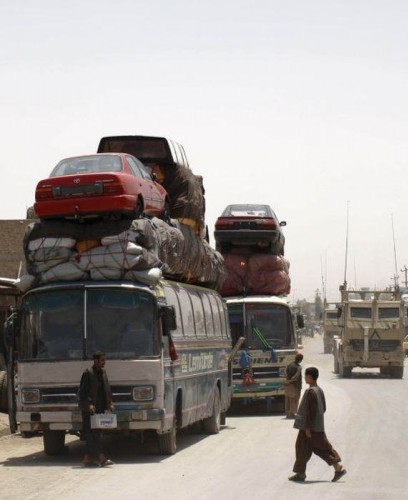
<box><xmin>323</xmin><ymin>303</ymin><xmax>341</xmax><ymax>354</ymax></box>
<box><xmin>333</xmin><ymin>289</ymin><xmax>405</xmax><ymax>378</ymax></box>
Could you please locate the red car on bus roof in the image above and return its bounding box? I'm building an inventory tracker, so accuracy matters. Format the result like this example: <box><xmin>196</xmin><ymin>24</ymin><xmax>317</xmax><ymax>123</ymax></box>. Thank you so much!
<box><xmin>34</xmin><ymin>153</ymin><xmax>169</xmax><ymax>220</ymax></box>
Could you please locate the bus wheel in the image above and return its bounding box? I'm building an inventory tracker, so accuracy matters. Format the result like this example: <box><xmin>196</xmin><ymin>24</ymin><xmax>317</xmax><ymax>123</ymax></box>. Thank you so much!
<box><xmin>0</xmin><ymin>371</ymin><xmax>8</xmax><ymax>413</ymax></box>
<box><xmin>43</xmin><ymin>430</ymin><xmax>66</xmax><ymax>456</ymax></box>
<box><xmin>203</xmin><ymin>388</ymin><xmax>221</xmax><ymax>434</ymax></box>
<box><xmin>157</xmin><ymin>421</ymin><xmax>177</xmax><ymax>455</ymax></box>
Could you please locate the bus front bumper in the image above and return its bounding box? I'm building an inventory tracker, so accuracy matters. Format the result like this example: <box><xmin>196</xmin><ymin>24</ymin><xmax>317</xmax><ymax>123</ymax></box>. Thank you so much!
<box><xmin>17</xmin><ymin>409</ymin><xmax>165</xmax><ymax>432</ymax></box>
<box><xmin>232</xmin><ymin>382</ymin><xmax>285</xmax><ymax>399</ymax></box>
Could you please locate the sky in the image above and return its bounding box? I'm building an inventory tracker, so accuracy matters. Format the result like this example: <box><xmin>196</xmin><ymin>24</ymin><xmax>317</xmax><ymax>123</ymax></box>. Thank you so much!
<box><xmin>1</xmin><ymin>0</ymin><xmax>408</xmax><ymax>301</ymax></box>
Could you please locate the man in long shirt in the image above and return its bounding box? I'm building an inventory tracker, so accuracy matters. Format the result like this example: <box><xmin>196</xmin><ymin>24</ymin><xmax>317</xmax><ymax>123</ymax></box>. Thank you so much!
<box><xmin>288</xmin><ymin>366</ymin><xmax>347</xmax><ymax>482</ymax></box>
<box><xmin>284</xmin><ymin>353</ymin><xmax>303</xmax><ymax>418</ymax></box>
<box><xmin>78</xmin><ymin>351</ymin><xmax>114</xmax><ymax>467</ymax></box>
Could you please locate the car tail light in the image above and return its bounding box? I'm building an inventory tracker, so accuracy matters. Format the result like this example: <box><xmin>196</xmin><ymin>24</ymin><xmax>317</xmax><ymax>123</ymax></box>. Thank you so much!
<box><xmin>215</xmin><ymin>219</ymin><xmax>235</xmax><ymax>230</ymax></box>
<box><xmin>35</xmin><ymin>185</ymin><xmax>53</xmax><ymax>201</ymax></box>
<box><xmin>101</xmin><ymin>180</ymin><xmax>124</xmax><ymax>194</ymax></box>
<box><xmin>259</xmin><ymin>219</ymin><xmax>277</xmax><ymax>229</ymax></box>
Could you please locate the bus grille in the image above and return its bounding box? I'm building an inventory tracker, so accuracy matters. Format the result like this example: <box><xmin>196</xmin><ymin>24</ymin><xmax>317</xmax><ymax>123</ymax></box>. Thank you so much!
<box><xmin>233</xmin><ymin>367</ymin><xmax>281</xmax><ymax>380</ymax></box>
<box><xmin>39</xmin><ymin>385</ymin><xmax>134</xmax><ymax>405</ymax></box>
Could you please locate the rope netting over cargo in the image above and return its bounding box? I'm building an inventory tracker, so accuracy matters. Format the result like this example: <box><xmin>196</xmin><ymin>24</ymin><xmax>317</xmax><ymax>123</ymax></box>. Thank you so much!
<box><xmin>18</xmin><ymin>218</ymin><xmax>224</xmax><ymax>292</ymax></box>
<box><xmin>219</xmin><ymin>253</ymin><xmax>291</xmax><ymax>297</ymax></box>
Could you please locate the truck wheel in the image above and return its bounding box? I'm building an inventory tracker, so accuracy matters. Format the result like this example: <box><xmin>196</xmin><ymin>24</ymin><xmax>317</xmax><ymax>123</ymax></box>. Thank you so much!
<box><xmin>0</xmin><ymin>371</ymin><xmax>7</xmax><ymax>413</ymax></box>
<box><xmin>43</xmin><ymin>430</ymin><xmax>66</xmax><ymax>456</ymax></box>
<box><xmin>333</xmin><ymin>356</ymin><xmax>339</xmax><ymax>374</ymax></box>
<box><xmin>339</xmin><ymin>362</ymin><xmax>352</xmax><ymax>378</ymax></box>
<box><xmin>390</xmin><ymin>366</ymin><xmax>404</xmax><ymax>379</ymax></box>
<box><xmin>157</xmin><ymin>420</ymin><xmax>177</xmax><ymax>455</ymax></box>
<box><xmin>203</xmin><ymin>388</ymin><xmax>221</xmax><ymax>434</ymax></box>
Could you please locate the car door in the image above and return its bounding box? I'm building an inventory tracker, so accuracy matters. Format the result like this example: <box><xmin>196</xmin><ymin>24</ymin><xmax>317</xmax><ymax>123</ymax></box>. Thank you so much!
<box><xmin>126</xmin><ymin>156</ymin><xmax>154</xmax><ymax>211</ymax></box>
<box><xmin>134</xmin><ymin>158</ymin><xmax>164</xmax><ymax>212</ymax></box>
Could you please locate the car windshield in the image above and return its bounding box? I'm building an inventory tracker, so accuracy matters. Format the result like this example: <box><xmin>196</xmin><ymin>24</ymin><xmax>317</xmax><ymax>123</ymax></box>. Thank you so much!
<box><xmin>222</xmin><ymin>204</ymin><xmax>272</xmax><ymax>217</ymax></box>
<box><xmin>51</xmin><ymin>155</ymin><xmax>122</xmax><ymax>177</ymax></box>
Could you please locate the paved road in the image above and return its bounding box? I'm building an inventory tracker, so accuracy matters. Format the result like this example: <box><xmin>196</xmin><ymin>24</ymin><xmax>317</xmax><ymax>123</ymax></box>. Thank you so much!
<box><xmin>1</xmin><ymin>336</ymin><xmax>407</xmax><ymax>500</ymax></box>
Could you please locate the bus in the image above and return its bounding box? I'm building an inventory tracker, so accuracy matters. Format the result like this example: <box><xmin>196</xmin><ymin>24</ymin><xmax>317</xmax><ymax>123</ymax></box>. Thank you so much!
<box><xmin>4</xmin><ymin>279</ymin><xmax>232</xmax><ymax>455</ymax></box>
<box><xmin>226</xmin><ymin>295</ymin><xmax>302</xmax><ymax>405</ymax></box>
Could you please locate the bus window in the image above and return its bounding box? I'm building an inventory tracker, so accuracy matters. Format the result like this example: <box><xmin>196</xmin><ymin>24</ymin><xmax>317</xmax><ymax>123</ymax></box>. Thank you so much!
<box><xmin>227</xmin><ymin>304</ymin><xmax>243</xmax><ymax>344</ymax></box>
<box><xmin>246</xmin><ymin>304</ymin><xmax>292</xmax><ymax>349</ymax></box>
<box><xmin>189</xmin><ymin>291</ymin><xmax>206</xmax><ymax>337</ymax></box>
<box><xmin>162</xmin><ymin>285</ymin><xmax>184</xmax><ymax>338</ymax></box>
<box><xmin>175</xmin><ymin>287</ymin><xmax>195</xmax><ymax>337</ymax></box>
<box><xmin>208</xmin><ymin>294</ymin><xmax>223</xmax><ymax>338</ymax></box>
<box><xmin>201</xmin><ymin>293</ymin><xmax>215</xmax><ymax>337</ymax></box>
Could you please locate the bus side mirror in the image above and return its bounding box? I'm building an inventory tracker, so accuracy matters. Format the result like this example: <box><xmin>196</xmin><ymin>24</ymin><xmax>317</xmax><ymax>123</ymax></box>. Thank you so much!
<box><xmin>296</xmin><ymin>314</ymin><xmax>304</xmax><ymax>329</ymax></box>
<box><xmin>161</xmin><ymin>306</ymin><xmax>177</xmax><ymax>333</ymax></box>
<box><xmin>337</xmin><ymin>307</ymin><xmax>342</xmax><ymax>319</ymax></box>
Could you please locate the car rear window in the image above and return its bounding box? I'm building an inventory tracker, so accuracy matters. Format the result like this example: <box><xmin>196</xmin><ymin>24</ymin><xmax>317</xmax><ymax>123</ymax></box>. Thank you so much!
<box><xmin>99</xmin><ymin>138</ymin><xmax>170</xmax><ymax>162</ymax></box>
<box><xmin>51</xmin><ymin>155</ymin><xmax>122</xmax><ymax>176</ymax></box>
<box><xmin>222</xmin><ymin>204</ymin><xmax>272</xmax><ymax>217</ymax></box>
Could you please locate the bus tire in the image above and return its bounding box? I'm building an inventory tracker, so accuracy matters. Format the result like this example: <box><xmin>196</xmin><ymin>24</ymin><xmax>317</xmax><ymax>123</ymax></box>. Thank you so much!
<box><xmin>43</xmin><ymin>430</ymin><xmax>66</xmax><ymax>456</ymax></box>
<box><xmin>390</xmin><ymin>366</ymin><xmax>404</xmax><ymax>379</ymax></box>
<box><xmin>157</xmin><ymin>420</ymin><xmax>177</xmax><ymax>455</ymax></box>
<box><xmin>0</xmin><ymin>371</ymin><xmax>7</xmax><ymax>413</ymax></box>
<box><xmin>203</xmin><ymin>388</ymin><xmax>221</xmax><ymax>434</ymax></box>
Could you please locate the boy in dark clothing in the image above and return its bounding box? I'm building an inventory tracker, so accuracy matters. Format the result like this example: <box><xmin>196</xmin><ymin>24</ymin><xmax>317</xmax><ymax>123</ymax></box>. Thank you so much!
<box><xmin>289</xmin><ymin>366</ymin><xmax>346</xmax><ymax>483</ymax></box>
<box><xmin>78</xmin><ymin>351</ymin><xmax>114</xmax><ymax>467</ymax></box>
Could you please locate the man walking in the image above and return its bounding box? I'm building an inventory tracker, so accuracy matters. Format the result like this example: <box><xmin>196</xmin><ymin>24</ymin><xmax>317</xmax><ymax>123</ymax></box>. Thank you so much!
<box><xmin>289</xmin><ymin>366</ymin><xmax>346</xmax><ymax>482</ymax></box>
<box><xmin>78</xmin><ymin>351</ymin><xmax>115</xmax><ymax>467</ymax></box>
<box><xmin>284</xmin><ymin>353</ymin><xmax>303</xmax><ymax>419</ymax></box>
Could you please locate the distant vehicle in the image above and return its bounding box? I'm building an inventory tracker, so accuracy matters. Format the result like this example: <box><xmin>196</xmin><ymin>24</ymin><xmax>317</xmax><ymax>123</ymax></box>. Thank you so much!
<box><xmin>323</xmin><ymin>304</ymin><xmax>341</xmax><ymax>353</ymax></box>
<box><xmin>333</xmin><ymin>289</ymin><xmax>405</xmax><ymax>378</ymax></box>
<box><xmin>226</xmin><ymin>295</ymin><xmax>303</xmax><ymax>405</ymax></box>
<box><xmin>34</xmin><ymin>153</ymin><xmax>169</xmax><ymax>220</ymax></box>
<box><xmin>403</xmin><ymin>335</ymin><xmax>408</xmax><ymax>356</ymax></box>
<box><xmin>214</xmin><ymin>204</ymin><xmax>286</xmax><ymax>254</ymax></box>
<box><xmin>97</xmin><ymin>135</ymin><xmax>190</xmax><ymax>169</ymax></box>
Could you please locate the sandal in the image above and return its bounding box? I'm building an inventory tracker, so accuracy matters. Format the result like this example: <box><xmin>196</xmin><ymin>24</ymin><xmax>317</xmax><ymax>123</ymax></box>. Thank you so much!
<box><xmin>288</xmin><ymin>473</ymin><xmax>306</xmax><ymax>482</ymax></box>
<box><xmin>332</xmin><ymin>467</ymin><xmax>347</xmax><ymax>482</ymax></box>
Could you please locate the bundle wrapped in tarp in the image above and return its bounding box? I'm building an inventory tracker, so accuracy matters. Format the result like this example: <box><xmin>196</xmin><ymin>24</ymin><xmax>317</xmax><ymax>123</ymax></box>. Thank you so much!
<box><xmin>220</xmin><ymin>253</ymin><xmax>290</xmax><ymax>297</ymax></box>
<box><xmin>20</xmin><ymin>217</ymin><xmax>224</xmax><ymax>291</ymax></box>
<box><xmin>162</xmin><ymin>165</ymin><xmax>205</xmax><ymax>234</ymax></box>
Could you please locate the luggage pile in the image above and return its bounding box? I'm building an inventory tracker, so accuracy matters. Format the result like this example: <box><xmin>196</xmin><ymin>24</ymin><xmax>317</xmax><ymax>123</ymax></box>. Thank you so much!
<box><xmin>17</xmin><ymin>136</ymin><xmax>225</xmax><ymax>292</ymax></box>
<box><xmin>214</xmin><ymin>204</ymin><xmax>290</xmax><ymax>297</ymax></box>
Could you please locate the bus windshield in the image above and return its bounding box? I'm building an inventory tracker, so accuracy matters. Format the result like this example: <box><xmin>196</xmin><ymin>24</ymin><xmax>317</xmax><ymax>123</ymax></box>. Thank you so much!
<box><xmin>19</xmin><ymin>288</ymin><xmax>160</xmax><ymax>361</ymax></box>
<box><xmin>228</xmin><ymin>303</ymin><xmax>294</xmax><ymax>349</ymax></box>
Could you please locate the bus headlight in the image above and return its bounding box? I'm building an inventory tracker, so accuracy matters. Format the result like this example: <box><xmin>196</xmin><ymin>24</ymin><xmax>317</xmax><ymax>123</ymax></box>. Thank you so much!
<box><xmin>132</xmin><ymin>386</ymin><xmax>154</xmax><ymax>401</ymax></box>
<box><xmin>22</xmin><ymin>388</ymin><xmax>41</xmax><ymax>404</ymax></box>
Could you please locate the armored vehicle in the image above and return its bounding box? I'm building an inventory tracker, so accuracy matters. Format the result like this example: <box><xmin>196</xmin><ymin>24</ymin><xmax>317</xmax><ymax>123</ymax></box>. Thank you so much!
<box><xmin>323</xmin><ymin>303</ymin><xmax>341</xmax><ymax>354</ymax></box>
<box><xmin>333</xmin><ymin>289</ymin><xmax>405</xmax><ymax>378</ymax></box>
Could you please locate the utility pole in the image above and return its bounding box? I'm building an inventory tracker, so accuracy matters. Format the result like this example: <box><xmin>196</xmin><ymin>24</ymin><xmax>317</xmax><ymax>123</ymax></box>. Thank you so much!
<box><xmin>391</xmin><ymin>274</ymin><xmax>399</xmax><ymax>290</ymax></box>
<box><xmin>400</xmin><ymin>265</ymin><xmax>408</xmax><ymax>288</ymax></box>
